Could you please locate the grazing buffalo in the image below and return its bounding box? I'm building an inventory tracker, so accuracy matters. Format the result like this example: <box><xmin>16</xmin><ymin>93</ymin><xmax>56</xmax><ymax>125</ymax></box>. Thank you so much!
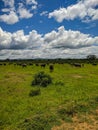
<box><xmin>3</xmin><ymin>63</ymin><xmax>6</xmax><ymax>66</ymax></box>
<box><xmin>49</xmin><ymin>65</ymin><xmax>54</xmax><ymax>72</ymax></box>
<box><xmin>35</xmin><ymin>64</ymin><xmax>39</xmax><ymax>66</ymax></box>
<box><xmin>92</xmin><ymin>63</ymin><xmax>97</xmax><ymax>66</ymax></box>
<box><xmin>22</xmin><ymin>63</ymin><xmax>27</xmax><ymax>68</ymax></box>
<box><xmin>29</xmin><ymin>63</ymin><xmax>33</xmax><ymax>66</ymax></box>
<box><xmin>71</xmin><ymin>63</ymin><xmax>82</xmax><ymax>67</ymax></box>
<box><xmin>41</xmin><ymin>64</ymin><xmax>46</xmax><ymax>68</ymax></box>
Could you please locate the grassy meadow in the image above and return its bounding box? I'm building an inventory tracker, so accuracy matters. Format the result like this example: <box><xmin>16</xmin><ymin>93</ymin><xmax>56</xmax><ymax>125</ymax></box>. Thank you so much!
<box><xmin>0</xmin><ymin>61</ymin><xmax>98</xmax><ymax>130</ymax></box>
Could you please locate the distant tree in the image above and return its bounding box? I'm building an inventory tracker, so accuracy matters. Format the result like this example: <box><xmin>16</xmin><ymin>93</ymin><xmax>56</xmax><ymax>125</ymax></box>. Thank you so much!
<box><xmin>5</xmin><ymin>58</ymin><xmax>10</xmax><ymax>61</ymax></box>
<box><xmin>87</xmin><ymin>55</ymin><xmax>97</xmax><ymax>60</ymax></box>
<box><xmin>87</xmin><ymin>55</ymin><xmax>97</xmax><ymax>63</ymax></box>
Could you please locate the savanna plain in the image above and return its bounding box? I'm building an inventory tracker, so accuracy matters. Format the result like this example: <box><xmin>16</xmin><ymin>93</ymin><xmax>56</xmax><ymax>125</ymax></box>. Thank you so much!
<box><xmin>0</xmin><ymin>60</ymin><xmax>98</xmax><ymax>130</ymax></box>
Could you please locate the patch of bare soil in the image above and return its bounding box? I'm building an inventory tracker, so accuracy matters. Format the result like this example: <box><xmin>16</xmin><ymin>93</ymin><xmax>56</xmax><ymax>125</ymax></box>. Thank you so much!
<box><xmin>52</xmin><ymin>109</ymin><xmax>98</xmax><ymax>130</ymax></box>
<box><xmin>4</xmin><ymin>72</ymin><xmax>26</xmax><ymax>83</ymax></box>
<box><xmin>72</xmin><ymin>75</ymin><xmax>82</xmax><ymax>79</ymax></box>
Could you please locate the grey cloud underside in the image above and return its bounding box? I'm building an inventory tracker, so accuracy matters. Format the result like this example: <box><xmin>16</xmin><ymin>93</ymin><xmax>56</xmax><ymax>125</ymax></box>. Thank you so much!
<box><xmin>0</xmin><ymin>46</ymin><xmax>98</xmax><ymax>59</ymax></box>
<box><xmin>0</xmin><ymin>26</ymin><xmax>98</xmax><ymax>59</ymax></box>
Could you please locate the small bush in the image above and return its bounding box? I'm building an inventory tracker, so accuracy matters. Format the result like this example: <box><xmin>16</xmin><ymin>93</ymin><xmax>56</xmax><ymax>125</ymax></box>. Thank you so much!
<box><xmin>32</xmin><ymin>71</ymin><xmax>52</xmax><ymax>87</ymax></box>
<box><xmin>29</xmin><ymin>88</ymin><xmax>41</xmax><ymax>97</ymax></box>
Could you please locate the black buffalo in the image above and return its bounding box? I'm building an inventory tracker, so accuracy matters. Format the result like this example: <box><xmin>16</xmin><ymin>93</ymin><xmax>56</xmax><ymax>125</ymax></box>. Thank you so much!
<box><xmin>49</xmin><ymin>65</ymin><xmax>54</xmax><ymax>72</ymax></box>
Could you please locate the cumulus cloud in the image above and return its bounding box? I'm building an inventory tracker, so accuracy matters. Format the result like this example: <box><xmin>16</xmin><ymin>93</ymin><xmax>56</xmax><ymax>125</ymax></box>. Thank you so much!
<box><xmin>0</xmin><ymin>28</ymin><xmax>12</xmax><ymax>49</ymax></box>
<box><xmin>0</xmin><ymin>26</ymin><xmax>98</xmax><ymax>50</ymax></box>
<box><xmin>0</xmin><ymin>0</ymin><xmax>38</xmax><ymax>24</ymax></box>
<box><xmin>18</xmin><ymin>7</ymin><xmax>33</xmax><ymax>19</ymax></box>
<box><xmin>49</xmin><ymin>0</ymin><xmax>98</xmax><ymax>22</ymax></box>
<box><xmin>44</xmin><ymin>26</ymin><xmax>98</xmax><ymax>49</ymax></box>
<box><xmin>0</xmin><ymin>11</ymin><xmax>19</xmax><ymax>24</ymax></box>
<box><xmin>0</xmin><ymin>27</ymin><xmax>43</xmax><ymax>50</ymax></box>
<box><xmin>0</xmin><ymin>26</ymin><xmax>98</xmax><ymax>59</ymax></box>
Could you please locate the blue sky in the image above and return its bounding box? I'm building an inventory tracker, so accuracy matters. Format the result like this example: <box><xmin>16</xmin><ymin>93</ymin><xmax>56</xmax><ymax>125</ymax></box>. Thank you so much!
<box><xmin>0</xmin><ymin>0</ymin><xmax>98</xmax><ymax>59</ymax></box>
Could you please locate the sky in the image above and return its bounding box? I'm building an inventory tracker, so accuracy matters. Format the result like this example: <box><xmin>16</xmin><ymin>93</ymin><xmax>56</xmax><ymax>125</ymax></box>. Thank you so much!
<box><xmin>0</xmin><ymin>0</ymin><xmax>98</xmax><ymax>59</ymax></box>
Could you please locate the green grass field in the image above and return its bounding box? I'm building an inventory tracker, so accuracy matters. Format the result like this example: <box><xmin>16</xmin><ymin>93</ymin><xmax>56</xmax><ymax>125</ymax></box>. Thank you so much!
<box><xmin>0</xmin><ymin>63</ymin><xmax>98</xmax><ymax>130</ymax></box>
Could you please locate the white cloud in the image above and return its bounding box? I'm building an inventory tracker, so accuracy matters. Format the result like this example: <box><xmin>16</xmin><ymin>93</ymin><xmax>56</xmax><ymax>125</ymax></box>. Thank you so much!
<box><xmin>49</xmin><ymin>0</ymin><xmax>98</xmax><ymax>22</ymax></box>
<box><xmin>2</xmin><ymin>0</ymin><xmax>14</xmax><ymax>8</ymax></box>
<box><xmin>0</xmin><ymin>11</ymin><xmax>19</xmax><ymax>24</ymax></box>
<box><xmin>26</xmin><ymin>0</ymin><xmax>38</xmax><ymax>5</ymax></box>
<box><xmin>0</xmin><ymin>26</ymin><xmax>98</xmax><ymax>59</ymax></box>
<box><xmin>0</xmin><ymin>0</ymin><xmax>19</xmax><ymax>24</ymax></box>
<box><xmin>1</xmin><ymin>8</ymin><xmax>11</xmax><ymax>12</ymax></box>
<box><xmin>40</xmin><ymin>11</ymin><xmax>48</xmax><ymax>16</ymax></box>
<box><xmin>27</xmin><ymin>30</ymin><xmax>43</xmax><ymax>49</ymax></box>
<box><xmin>2</xmin><ymin>0</ymin><xmax>15</xmax><ymax>13</ymax></box>
<box><xmin>44</xmin><ymin>26</ymin><xmax>98</xmax><ymax>49</ymax></box>
<box><xmin>31</xmin><ymin>5</ymin><xmax>37</xmax><ymax>10</ymax></box>
<box><xmin>0</xmin><ymin>0</ymin><xmax>38</xmax><ymax>24</ymax></box>
<box><xmin>11</xmin><ymin>30</ymin><xmax>28</xmax><ymax>49</ymax></box>
<box><xmin>18</xmin><ymin>7</ymin><xmax>33</xmax><ymax>19</ymax></box>
<box><xmin>0</xmin><ymin>27</ymin><xmax>12</xmax><ymax>49</ymax></box>
<box><xmin>17</xmin><ymin>2</ymin><xmax>33</xmax><ymax>19</ymax></box>
<box><xmin>0</xmin><ymin>27</ymin><xmax>43</xmax><ymax>50</ymax></box>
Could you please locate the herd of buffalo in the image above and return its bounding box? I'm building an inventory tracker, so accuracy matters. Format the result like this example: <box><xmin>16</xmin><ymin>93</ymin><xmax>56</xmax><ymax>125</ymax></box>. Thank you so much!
<box><xmin>0</xmin><ymin>61</ymin><xmax>97</xmax><ymax>72</ymax></box>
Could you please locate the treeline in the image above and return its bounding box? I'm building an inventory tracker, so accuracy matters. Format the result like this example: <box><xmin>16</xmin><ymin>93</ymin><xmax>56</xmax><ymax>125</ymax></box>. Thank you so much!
<box><xmin>0</xmin><ymin>58</ymin><xmax>98</xmax><ymax>64</ymax></box>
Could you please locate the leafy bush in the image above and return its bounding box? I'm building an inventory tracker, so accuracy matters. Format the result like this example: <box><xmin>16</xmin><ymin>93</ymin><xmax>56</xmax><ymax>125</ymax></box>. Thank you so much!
<box><xmin>29</xmin><ymin>88</ymin><xmax>41</xmax><ymax>97</ymax></box>
<box><xmin>32</xmin><ymin>71</ymin><xmax>52</xmax><ymax>87</ymax></box>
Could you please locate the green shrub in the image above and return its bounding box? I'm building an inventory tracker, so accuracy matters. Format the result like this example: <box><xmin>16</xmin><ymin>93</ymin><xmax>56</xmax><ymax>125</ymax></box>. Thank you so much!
<box><xmin>32</xmin><ymin>71</ymin><xmax>52</xmax><ymax>87</ymax></box>
<box><xmin>29</xmin><ymin>88</ymin><xmax>41</xmax><ymax>97</ymax></box>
